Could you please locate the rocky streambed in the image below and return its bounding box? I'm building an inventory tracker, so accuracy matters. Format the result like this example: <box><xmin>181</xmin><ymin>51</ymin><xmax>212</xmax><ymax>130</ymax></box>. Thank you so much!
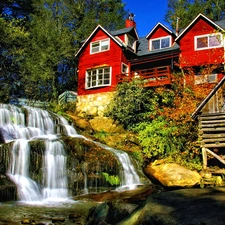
<box><xmin>1</xmin><ymin>185</ymin><xmax>225</xmax><ymax>225</ymax></box>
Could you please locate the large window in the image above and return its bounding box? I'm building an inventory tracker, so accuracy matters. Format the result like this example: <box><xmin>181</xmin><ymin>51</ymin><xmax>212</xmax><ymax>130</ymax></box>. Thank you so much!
<box><xmin>195</xmin><ymin>33</ymin><xmax>222</xmax><ymax>50</ymax></box>
<box><xmin>90</xmin><ymin>39</ymin><xmax>110</xmax><ymax>54</ymax></box>
<box><xmin>150</xmin><ymin>36</ymin><xmax>171</xmax><ymax>50</ymax></box>
<box><xmin>86</xmin><ymin>67</ymin><xmax>111</xmax><ymax>89</ymax></box>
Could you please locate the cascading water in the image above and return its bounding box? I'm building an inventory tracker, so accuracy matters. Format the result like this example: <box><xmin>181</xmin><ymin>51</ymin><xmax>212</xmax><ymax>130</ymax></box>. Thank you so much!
<box><xmin>96</xmin><ymin>143</ymin><xmax>141</xmax><ymax>190</ymax></box>
<box><xmin>0</xmin><ymin>104</ymin><xmax>75</xmax><ymax>202</ymax></box>
<box><xmin>0</xmin><ymin>103</ymin><xmax>142</xmax><ymax>202</ymax></box>
<box><xmin>8</xmin><ymin>139</ymin><xmax>42</xmax><ymax>201</ymax></box>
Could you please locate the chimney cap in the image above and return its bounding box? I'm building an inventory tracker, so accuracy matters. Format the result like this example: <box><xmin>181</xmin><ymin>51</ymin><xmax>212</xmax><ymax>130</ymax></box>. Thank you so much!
<box><xmin>128</xmin><ymin>12</ymin><xmax>135</xmax><ymax>21</ymax></box>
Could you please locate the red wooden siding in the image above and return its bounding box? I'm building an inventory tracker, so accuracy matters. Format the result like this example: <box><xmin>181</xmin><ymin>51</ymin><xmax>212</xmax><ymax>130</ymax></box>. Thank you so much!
<box><xmin>117</xmin><ymin>34</ymin><xmax>125</xmax><ymax>42</ymax></box>
<box><xmin>148</xmin><ymin>27</ymin><xmax>171</xmax><ymax>40</ymax></box>
<box><xmin>77</xmin><ymin>29</ymin><xmax>129</xmax><ymax>95</ymax></box>
<box><xmin>178</xmin><ymin>18</ymin><xmax>224</xmax><ymax>68</ymax></box>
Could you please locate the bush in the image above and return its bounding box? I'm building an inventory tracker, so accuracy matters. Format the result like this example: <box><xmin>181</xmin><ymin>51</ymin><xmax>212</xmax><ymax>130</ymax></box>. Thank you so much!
<box><xmin>105</xmin><ymin>79</ymin><xmax>156</xmax><ymax>129</ymax></box>
<box><xmin>133</xmin><ymin>118</ymin><xmax>183</xmax><ymax>160</ymax></box>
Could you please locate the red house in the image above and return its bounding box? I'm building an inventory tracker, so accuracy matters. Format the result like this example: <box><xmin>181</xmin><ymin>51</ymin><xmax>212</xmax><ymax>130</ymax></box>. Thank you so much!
<box><xmin>75</xmin><ymin>13</ymin><xmax>225</xmax><ymax>117</ymax></box>
<box><xmin>176</xmin><ymin>14</ymin><xmax>225</xmax><ymax>84</ymax></box>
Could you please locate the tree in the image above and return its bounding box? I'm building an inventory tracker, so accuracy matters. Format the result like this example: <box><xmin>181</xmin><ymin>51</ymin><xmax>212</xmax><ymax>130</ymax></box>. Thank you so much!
<box><xmin>165</xmin><ymin>0</ymin><xmax>225</xmax><ymax>30</ymax></box>
<box><xmin>19</xmin><ymin>0</ymin><xmax>127</xmax><ymax>102</ymax></box>
<box><xmin>0</xmin><ymin>18</ymin><xmax>29</xmax><ymax>102</ymax></box>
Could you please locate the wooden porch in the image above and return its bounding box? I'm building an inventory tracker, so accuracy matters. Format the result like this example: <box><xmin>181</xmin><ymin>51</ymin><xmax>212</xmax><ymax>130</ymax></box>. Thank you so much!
<box><xmin>117</xmin><ymin>66</ymin><xmax>172</xmax><ymax>87</ymax></box>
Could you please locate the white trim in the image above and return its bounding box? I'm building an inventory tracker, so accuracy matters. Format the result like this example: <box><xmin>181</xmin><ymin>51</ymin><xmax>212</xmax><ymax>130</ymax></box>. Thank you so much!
<box><xmin>125</xmin><ymin>34</ymin><xmax>136</xmax><ymax>50</ymax></box>
<box><xmin>194</xmin><ymin>33</ymin><xmax>223</xmax><ymax>50</ymax></box>
<box><xmin>121</xmin><ymin>63</ymin><xmax>129</xmax><ymax>74</ymax></box>
<box><xmin>146</xmin><ymin>22</ymin><xmax>173</xmax><ymax>39</ymax></box>
<box><xmin>85</xmin><ymin>66</ymin><xmax>112</xmax><ymax>89</ymax></box>
<box><xmin>90</xmin><ymin>38</ymin><xmax>110</xmax><ymax>54</ymax></box>
<box><xmin>149</xmin><ymin>35</ymin><xmax>172</xmax><ymax>50</ymax></box>
<box><xmin>75</xmin><ymin>25</ymin><xmax>123</xmax><ymax>57</ymax></box>
<box><xmin>175</xmin><ymin>13</ymin><xmax>225</xmax><ymax>42</ymax></box>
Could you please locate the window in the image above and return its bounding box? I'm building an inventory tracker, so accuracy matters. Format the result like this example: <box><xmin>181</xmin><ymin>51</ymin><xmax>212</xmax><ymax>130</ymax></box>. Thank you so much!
<box><xmin>121</xmin><ymin>63</ymin><xmax>128</xmax><ymax>74</ymax></box>
<box><xmin>90</xmin><ymin>39</ymin><xmax>110</xmax><ymax>54</ymax></box>
<box><xmin>150</xmin><ymin>36</ymin><xmax>171</xmax><ymax>50</ymax></box>
<box><xmin>195</xmin><ymin>33</ymin><xmax>222</xmax><ymax>50</ymax></box>
<box><xmin>194</xmin><ymin>74</ymin><xmax>218</xmax><ymax>84</ymax></box>
<box><xmin>125</xmin><ymin>34</ymin><xmax>136</xmax><ymax>50</ymax></box>
<box><xmin>86</xmin><ymin>67</ymin><xmax>111</xmax><ymax>89</ymax></box>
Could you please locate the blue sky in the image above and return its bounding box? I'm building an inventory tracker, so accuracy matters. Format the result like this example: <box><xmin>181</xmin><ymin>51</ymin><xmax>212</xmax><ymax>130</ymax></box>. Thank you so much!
<box><xmin>124</xmin><ymin>0</ymin><xmax>170</xmax><ymax>37</ymax></box>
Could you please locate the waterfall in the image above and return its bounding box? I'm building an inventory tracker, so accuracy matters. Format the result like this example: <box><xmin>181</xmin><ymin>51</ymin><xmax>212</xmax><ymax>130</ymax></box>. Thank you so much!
<box><xmin>8</xmin><ymin>139</ymin><xmax>42</xmax><ymax>201</ymax></box>
<box><xmin>0</xmin><ymin>104</ymin><xmax>74</xmax><ymax>202</ymax></box>
<box><xmin>0</xmin><ymin>103</ymin><xmax>142</xmax><ymax>202</ymax></box>
<box><xmin>95</xmin><ymin>143</ymin><xmax>141</xmax><ymax>190</ymax></box>
<box><xmin>42</xmin><ymin>140</ymin><xmax>68</xmax><ymax>200</ymax></box>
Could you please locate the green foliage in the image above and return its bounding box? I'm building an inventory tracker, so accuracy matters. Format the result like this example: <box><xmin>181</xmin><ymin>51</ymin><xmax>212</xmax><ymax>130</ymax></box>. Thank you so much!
<box><xmin>102</xmin><ymin>172</ymin><xmax>120</xmax><ymax>186</ymax></box>
<box><xmin>0</xmin><ymin>0</ymin><xmax>127</xmax><ymax>103</ymax></box>
<box><xmin>165</xmin><ymin>0</ymin><xmax>225</xmax><ymax>30</ymax></box>
<box><xmin>105</xmin><ymin>79</ymin><xmax>157</xmax><ymax>129</ymax></box>
<box><xmin>133</xmin><ymin>118</ymin><xmax>183</xmax><ymax>159</ymax></box>
<box><xmin>94</xmin><ymin>130</ymin><xmax>109</xmax><ymax>141</ymax></box>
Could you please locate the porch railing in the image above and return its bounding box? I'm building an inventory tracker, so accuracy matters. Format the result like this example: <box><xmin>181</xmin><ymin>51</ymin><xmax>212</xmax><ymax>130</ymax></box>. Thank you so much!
<box><xmin>117</xmin><ymin>66</ymin><xmax>172</xmax><ymax>87</ymax></box>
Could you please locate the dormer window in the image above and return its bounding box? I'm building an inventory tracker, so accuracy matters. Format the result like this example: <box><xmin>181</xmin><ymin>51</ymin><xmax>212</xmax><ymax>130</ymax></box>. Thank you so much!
<box><xmin>125</xmin><ymin>34</ymin><xmax>136</xmax><ymax>50</ymax></box>
<box><xmin>90</xmin><ymin>38</ymin><xmax>110</xmax><ymax>54</ymax></box>
<box><xmin>150</xmin><ymin>36</ymin><xmax>171</xmax><ymax>51</ymax></box>
<box><xmin>195</xmin><ymin>33</ymin><xmax>222</xmax><ymax>50</ymax></box>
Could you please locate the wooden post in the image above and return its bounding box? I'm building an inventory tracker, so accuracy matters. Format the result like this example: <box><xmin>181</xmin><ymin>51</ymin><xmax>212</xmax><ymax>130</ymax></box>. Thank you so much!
<box><xmin>202</xmin><ymin>147</ymin><xmax>207</xmax><ymax>170</ymax></box>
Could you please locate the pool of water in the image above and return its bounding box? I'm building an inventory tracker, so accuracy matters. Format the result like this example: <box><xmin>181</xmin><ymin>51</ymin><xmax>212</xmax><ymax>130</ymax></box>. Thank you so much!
<box><xmin>0</xmin><ymin>200</ymin><xmax>98</xmax><ymax>225</ymax></box>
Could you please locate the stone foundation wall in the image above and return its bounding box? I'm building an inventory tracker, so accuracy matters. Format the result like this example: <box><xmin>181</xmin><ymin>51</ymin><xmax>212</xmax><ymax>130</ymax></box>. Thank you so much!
<box><xmin>75</xmin><ymin>92</ymin><xmax>115</xmax><ymax>117</ymax></box>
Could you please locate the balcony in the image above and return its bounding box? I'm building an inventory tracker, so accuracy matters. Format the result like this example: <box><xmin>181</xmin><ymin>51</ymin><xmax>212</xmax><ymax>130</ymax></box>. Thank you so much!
<box><xmin>117</xmin><ymin>66</ymin><xmax>172</xmax><ymax>87</ymax></box>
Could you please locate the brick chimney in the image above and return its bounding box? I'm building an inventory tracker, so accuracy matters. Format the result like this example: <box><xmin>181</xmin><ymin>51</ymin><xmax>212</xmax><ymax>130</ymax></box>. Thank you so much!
<box><xmin>125</xmin><ymin>13</ymin><xmax>136</xmax><ymax>28</ymax></box>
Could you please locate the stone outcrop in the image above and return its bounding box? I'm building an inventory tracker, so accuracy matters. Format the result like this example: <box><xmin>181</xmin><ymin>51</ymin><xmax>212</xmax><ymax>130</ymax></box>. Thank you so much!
<box><xmin>118</xmin><ymin>187</ymin><xmax>225</xmax><ymax>225</ymax></box>
<box><xmin>144</xmin><ymin>161</ymin><xmax>202</xmax><ymax>187</ymax></box>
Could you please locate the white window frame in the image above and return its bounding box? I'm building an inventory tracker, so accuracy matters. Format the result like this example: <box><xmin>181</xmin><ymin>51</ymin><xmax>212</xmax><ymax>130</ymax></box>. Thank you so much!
<box><xmin>195</xmin><ymin>33</ymin><xmax>223</xmax><ymax>50</ymax></box>
<box><xmin>150</xmin><ymin>36</ymin><xmax>171</xmax><ymax>51</ymax></box>
<box><xmin>125</xmin><ymin>34</ymin><xmax>136</xmax><ymax>50</ymax></box>
<box><xmin>90</xmin><ymin>38</ymin><xmax>110</xmax><ymax>54</ymax></box>
<box><xmin>85</xmin><ymin>67</ymin><xmax>111</xmax><ymax>89</ymax></box>
<box><xmin>121</xmin><ymin>63</ymin><xmax>129</xmax><ymax>75</ymax></box>
<box><xmin>194</xmin><ymin>74</ymin><xmax>218</xmax><ymax>84</ymax></box>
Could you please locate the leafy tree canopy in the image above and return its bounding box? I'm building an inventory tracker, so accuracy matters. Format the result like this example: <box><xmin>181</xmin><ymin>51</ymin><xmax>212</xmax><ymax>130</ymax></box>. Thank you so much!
<box><xmin>165</xmin><ymin>0</ymin><xmax>225</xmax><ymax>30</ymax></box>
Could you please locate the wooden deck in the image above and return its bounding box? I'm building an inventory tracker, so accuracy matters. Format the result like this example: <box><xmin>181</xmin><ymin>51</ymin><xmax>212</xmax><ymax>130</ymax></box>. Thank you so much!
<box><xmin>117</xmin><ymin>66</ymin><xmax>172</xmax><ymax>87</ymax></box>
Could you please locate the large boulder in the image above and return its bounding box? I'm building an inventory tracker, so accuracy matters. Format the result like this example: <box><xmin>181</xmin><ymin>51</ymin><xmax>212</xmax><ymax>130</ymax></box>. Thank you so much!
<box><xmin>144</xmin><ymin>161</ymin><xmax>201</xmax><ymax>187</ymax></box>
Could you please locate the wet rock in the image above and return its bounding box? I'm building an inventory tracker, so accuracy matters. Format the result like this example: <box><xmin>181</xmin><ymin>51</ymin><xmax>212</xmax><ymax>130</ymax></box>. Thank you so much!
<box><xmin>118</xmin><ymin>187</ymin><xmax>225</xmax><ymax>225</ymax></box>
<box><xmin>85</xmin><ymin>202</ymin><xmax>109</xmax><ymax>225</ymax></box>
<box><xmin>68</xmin><ymin>213</ymin><xmax>81</xmax><ymax>219</ymax></box>
<box><xmin>145</xmin><ymin>162</ymin><xmax>201</xmax><ymax>187</ymax></box>
<box><xmin>51</xmin><ymin>217</ymin><xmax>65</xmax><ymax>223</ymax></box>
<box><xmin>21</xmin><ymin>219</ymin><xmax>31</xmax><ymax>224</ymax></box>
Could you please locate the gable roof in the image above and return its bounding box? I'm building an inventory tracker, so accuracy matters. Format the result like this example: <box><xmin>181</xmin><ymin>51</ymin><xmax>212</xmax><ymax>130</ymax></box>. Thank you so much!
<box><xmin>175</xmin><ymin>13</ymin><xmax>225</xmax><ymax>42</ymax></box>
<box><xmin>75</xmin><ymin>25</ymin><xmax>126</xmax><ymax>57</ymax></box>
<box><xmin>192</xmin><ymin>76</ymin><xmax>225</xmax><ymax>120</ymax></box>
<box><xmin>146</xmin><ymin>22</ymin><xmax>174</xmax><ymax>39</ymax></box>
<box><xmin>75</xmin><ymin>25</ymin><xmax>140</xmax><ymax>58</ymax></box>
